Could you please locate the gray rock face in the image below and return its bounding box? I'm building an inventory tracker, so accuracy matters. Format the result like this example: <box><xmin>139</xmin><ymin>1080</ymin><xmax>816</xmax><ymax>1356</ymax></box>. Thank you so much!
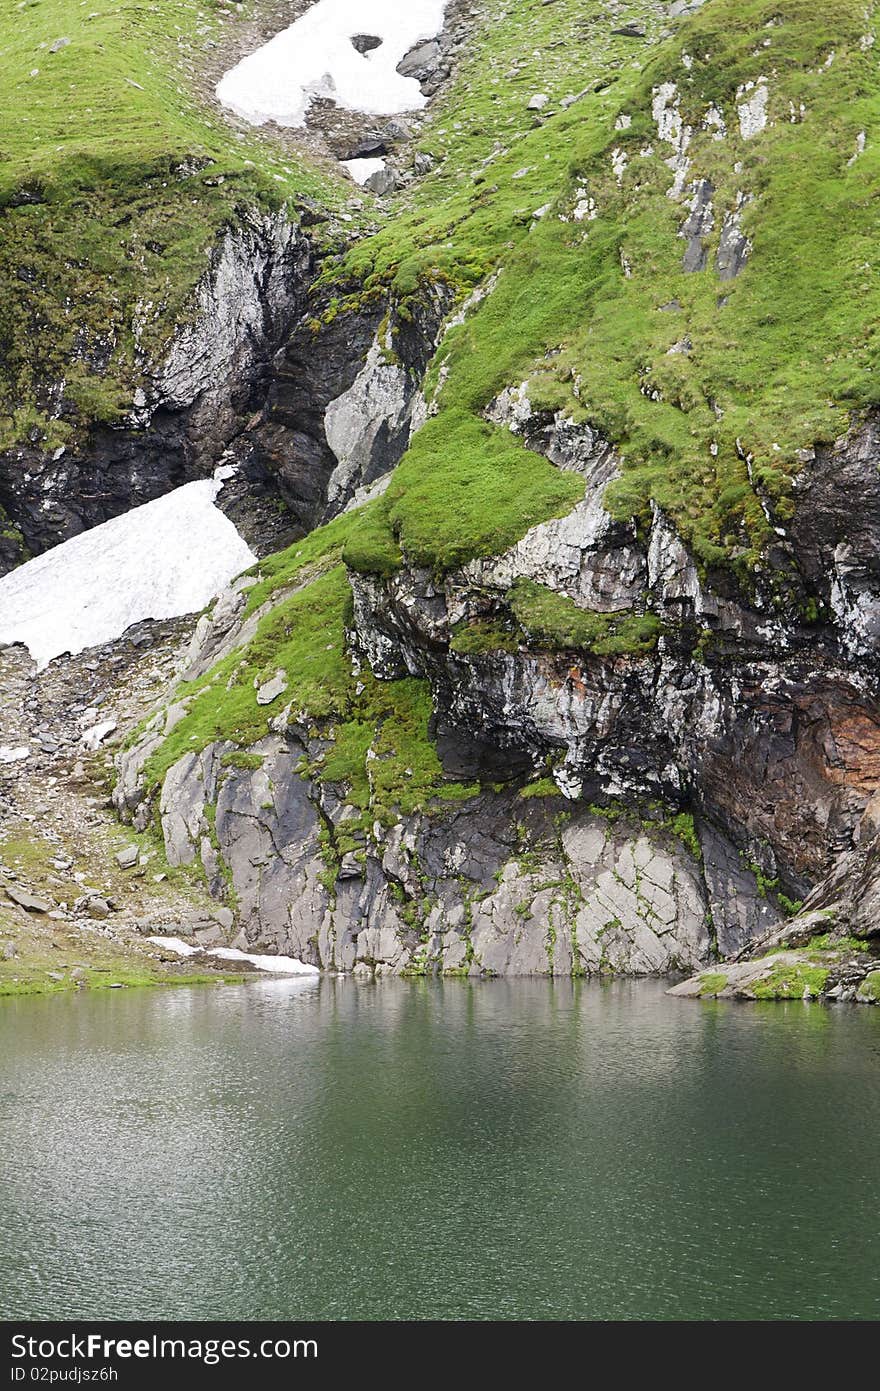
<box><xmin>0</xmin><ymin>209</ymin><xmax>311</xmax><ymax>572</ymax></box>
<box><xmin>680</xmin><ymin>179</ymin><xmax>714</xmax><ymax>272</ymax></box>
<box><xmin>125</xmin><ymin>727</ymin><xmax>718</xmax><ymax>977</ymax></box>
<box><xmin>715</xmin><ymin>203</ymin><xmax>751</xmax><ymax>279</ymax></box>
<box><xmin>788</xmin><ymin>414</ymin><xmax>880</xmax><ymax>664</ymax></box>
<box><xmin>105</xmin><ymin>247</ymin><xmax>880</xmax><ymax>981</ymax></box>
<box><xmin>323</xmin><ymin>332</ymin><xmax>413</xmax><ymax>508</ymax></box>
<box><xmin>346</xmin><ymin>398</ymin><xmax>880</xmax><ymax>915</ymax></box>
<box><xmin>251</xmin><ymin>281</ymin><xmax>451</xmax><ymax>532</ymax></box>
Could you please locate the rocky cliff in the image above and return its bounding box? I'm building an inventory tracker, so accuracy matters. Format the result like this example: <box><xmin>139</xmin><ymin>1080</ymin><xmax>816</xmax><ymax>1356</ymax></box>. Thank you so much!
<box><xmin>6</xmin><ymin>0</ymin><xmax>880</xmax><ymax>986</ymax></box>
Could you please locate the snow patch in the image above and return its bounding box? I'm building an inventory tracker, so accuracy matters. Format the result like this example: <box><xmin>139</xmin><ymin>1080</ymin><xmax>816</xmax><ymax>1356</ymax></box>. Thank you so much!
<box><xmin>216</xmin><ymin>0</ymin><xmax>448</xmax><ymax>128</ymax></box>
<box><xmin>0</xmin><ymin>478</ymin><xmax>255</xmax><ymax>670</ymax></box>
<box><xmin>147</xmin><ymin>936</ymin><xmax>200</xmax><ymax>957</ymax></box>
<box><xmin>342</xmin><ymin>157</ymin><xmax>386</xmax><ymax>185</ymax></box>
<box><xmin>147</xmin><ymin>938</ymin><xmax>320</xmax><ymax>976</ymax></box>
<box><xmin>209</xmin><ymin>947</ymin><xmax>320</xmax><ymax>976</ymax></box>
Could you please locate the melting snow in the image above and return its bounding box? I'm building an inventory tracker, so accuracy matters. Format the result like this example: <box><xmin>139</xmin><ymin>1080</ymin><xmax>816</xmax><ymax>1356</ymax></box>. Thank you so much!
<box><xmin>210</xmin><ymin>947</ymin><xmax>320</xmax><ymax>976</ymax></box>
<box><xmin>342</xmin><ymin>156</ymin><xmax>386</xmax><ymax>185</ymax></box>
<box><xmin>0</xmin><ymin>477</ymin><xmax>255</xmax><ymax>670</ymax></box>
<box><xmin>216</xmin><ymin>0</ymin><xmax>448</xmax><ymax>128</ymax></box>
<box><xmin>147</xmin><ymin>936</ymin><xmax>200</xmax><ymax>957</ymax></box>
<box><xmin>148</xmin><ymin>937</ymin><xmax>319</xmax><ymax>976</ymax></box>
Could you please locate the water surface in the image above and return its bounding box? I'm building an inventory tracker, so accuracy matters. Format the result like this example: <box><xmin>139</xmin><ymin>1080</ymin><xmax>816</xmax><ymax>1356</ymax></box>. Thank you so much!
<box><xmin>1</xmin><ymin>978</ymin><xmax>878</xmax><ymax>1320</ymax></box>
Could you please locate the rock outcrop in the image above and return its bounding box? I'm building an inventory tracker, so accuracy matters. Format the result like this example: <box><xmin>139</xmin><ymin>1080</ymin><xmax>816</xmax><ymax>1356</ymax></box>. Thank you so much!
<box><xmin>113</xmin><ymin>360</ymin><xmax>880</xmax><ymax>978</ymax></box>
<box><xmin>0</xmin><ymin>209</ymin><xmax>311</xmax><ymax>571</ymax></box>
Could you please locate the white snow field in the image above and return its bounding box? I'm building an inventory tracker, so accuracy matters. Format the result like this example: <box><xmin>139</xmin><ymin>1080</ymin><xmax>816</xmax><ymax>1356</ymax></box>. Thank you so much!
<box><xmin>0</xmin><ymin>477</ymin><xmax>256</xmax><ymax>670</ymax></box>
<box><xmin>341</xmin><ymin>156</ymin><xmax>386</xmax><ymax>185</ymax></box>
<box><xmin>147</xmin><ymin>938</ymin><xmax>320</xmax><ymax>976</ymax></box>
<box><xmin>216</xmin><ymin>0</ymin><xmax>447</xmax><ymax>128</ymax></box>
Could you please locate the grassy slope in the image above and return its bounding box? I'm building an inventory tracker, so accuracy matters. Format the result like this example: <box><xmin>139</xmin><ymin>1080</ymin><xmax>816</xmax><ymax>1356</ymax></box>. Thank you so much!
<box><xmin>338</xmin><ymin>0</ymin><xmax>880</xmax><ymax>575</ymax></box>
<box><xmin>0</xmin><ymin>0</ymin><xmax>339</xmax><ymax>451</ymax></box>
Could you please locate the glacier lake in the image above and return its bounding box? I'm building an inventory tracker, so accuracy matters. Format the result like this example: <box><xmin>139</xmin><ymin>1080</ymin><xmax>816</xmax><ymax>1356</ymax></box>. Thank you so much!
<box><xmin>1</xmin><ymin>977</ymin><xmax>878</xmax><ymax>1322</ymax></box>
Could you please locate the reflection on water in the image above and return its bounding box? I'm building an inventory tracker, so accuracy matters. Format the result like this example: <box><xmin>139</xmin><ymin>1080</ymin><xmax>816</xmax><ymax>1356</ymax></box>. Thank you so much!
<box><xmin>1</xmin><ymin>977</ymin><xmax>878</xmax><ymax>1320</ymax></box>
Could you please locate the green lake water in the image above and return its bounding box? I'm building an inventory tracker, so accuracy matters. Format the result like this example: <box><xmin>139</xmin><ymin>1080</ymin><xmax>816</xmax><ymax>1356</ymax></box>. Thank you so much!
<box><xmin>1</xmin><ymin>977</ymin><xmax>878</xmax><ymax>1320</ymax></box>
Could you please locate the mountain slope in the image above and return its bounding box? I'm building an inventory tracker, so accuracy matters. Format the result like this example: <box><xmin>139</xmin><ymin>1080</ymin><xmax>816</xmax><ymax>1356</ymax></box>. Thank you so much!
<box><xmin>4</xmin><ymin>0</ymin><xmax>880</xmax><ymax>986</ymax></box>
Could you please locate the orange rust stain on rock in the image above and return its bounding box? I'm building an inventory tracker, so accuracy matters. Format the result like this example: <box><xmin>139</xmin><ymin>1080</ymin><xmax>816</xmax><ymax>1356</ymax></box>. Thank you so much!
<box><xmin>825</xmin><ymin>711</ymin><xmax>880</xmax><ymax>795</ymax></box>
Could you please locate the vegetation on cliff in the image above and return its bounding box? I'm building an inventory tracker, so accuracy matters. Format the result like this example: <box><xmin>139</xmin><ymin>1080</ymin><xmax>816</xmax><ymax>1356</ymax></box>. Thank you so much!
<box><xmin>339</xmin><ymin>0</ymin><xmax>880</xmax><ymax>574</ymax></box>
<box><xmin>0</xmin><ymin>0</ymin><xmax>338</xmax><ymax>450</ymax></box>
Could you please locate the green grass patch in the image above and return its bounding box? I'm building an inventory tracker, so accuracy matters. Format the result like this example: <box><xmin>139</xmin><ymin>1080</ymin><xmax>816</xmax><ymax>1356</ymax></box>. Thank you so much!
<box><xmin>449</xmin><ymin>617</ymin><xmax>520</xmax><ymax>655</ymax></box>
<box><xmin>343</xmin><ymin>412</ymin><xmax>583</xmax><ymax>575</ymax></box>
<box><xmin>0</xmin><ymin>0</ymin><xmax>340</xmax><ymax>449</ymax></box>
<box><xmin>751</xmin><ymin>962</ymin><xmax>829</xmax><ymax>1000</ymax></box>
<box><xmin>509</xmin><ymin>579</ymin><xmax>662</xmax><ymax>655</ymax></box>
<box><xmin>807</xmin><ymin>933</ymin><xmax>870</xmax><ymax>954</ymax></box>
<box><xmin>334</xmin><ymin>0</ymin><xmax>880</xmax><ymax>579</ymax></box>
<box><xmin>698</xmin><ymin>972</ymin><xmax>728</xmax><ymax>996</ymax></box>
<box><xmin>519</xmin><ymin>778</ymin><xmax>561</xmax><ymax>800</ymax></box>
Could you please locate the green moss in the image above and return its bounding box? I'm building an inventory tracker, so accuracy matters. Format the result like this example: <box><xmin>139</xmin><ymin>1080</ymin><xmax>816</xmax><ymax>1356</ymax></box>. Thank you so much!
<box><xmin>509</xmin><ymin>579</ymin><xmax>662</xmax><ymax>656</ymax></box>
<box><xmin>807</xmin><ymin>933</ymin><xmax>870</xmax><ymax>954</ymax></box>
<box><xmin>698</xmin><ymin>972</ymin><xmax>728</xmax><ymax>996</ymax></box>
<box><xmin>857</xmin><ymin>971</ymin><xmax>880</xmax><ymax>1002</ymax></box>
<box><xmin>220</xmin><ymin>752</ymin><xmax>265</xmax><ymax>772</ymax></box>
<box><xmin>669</xmin><ymin>813</ymin><xmax>701</xmax><ymax>860</ymax></box>
<box><xmin>776</xmin><ymin>893</ymin><xmax>804</xmax><ymax>918</ymax></box>
<box><xmin>751</xmin><ymin>962</ymin><xmax>829</xmax><ymax>1000</ymax></box>
<box><xmin>449</xmin><ymin>617</ymin><xmax>520</xmax><ymax>655</ymax></box>
<box><xmin>519</xmin><ymin>777</ymin><xmax>561</xmax><ymax>800</ymax></box>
